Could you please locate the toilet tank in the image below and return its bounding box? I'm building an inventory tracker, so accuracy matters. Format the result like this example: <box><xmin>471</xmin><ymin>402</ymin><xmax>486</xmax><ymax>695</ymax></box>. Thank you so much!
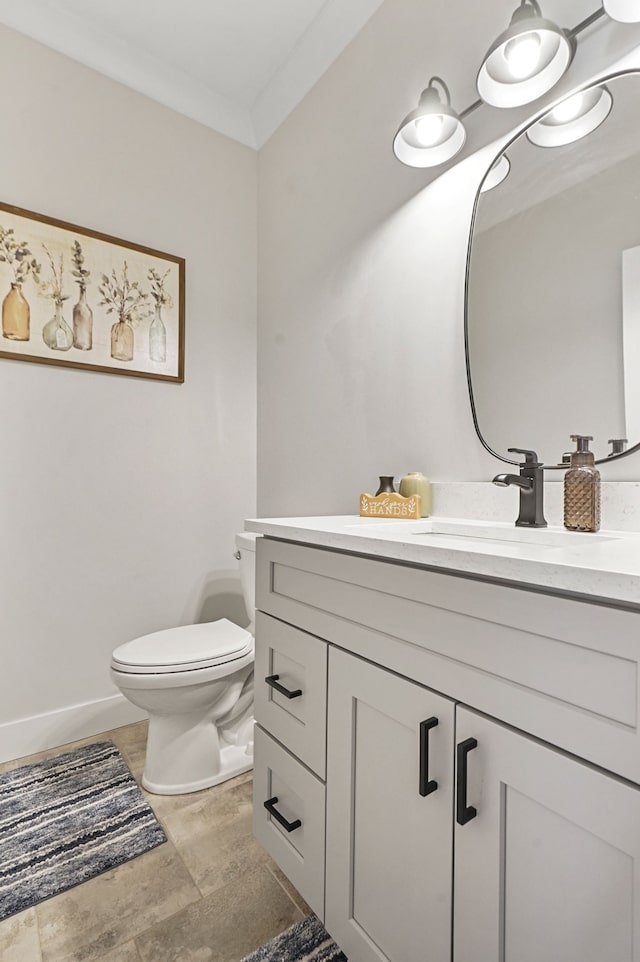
<box><xmin>235</xmin><ymin>532</ymin><xmax>259</xmax><ymax>628</ymax></box>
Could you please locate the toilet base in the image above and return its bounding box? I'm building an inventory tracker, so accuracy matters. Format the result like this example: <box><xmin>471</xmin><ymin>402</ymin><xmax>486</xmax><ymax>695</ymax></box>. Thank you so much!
<box><xmin>142</xmin><ymin>742</ymin><xmax>254</xmax><ymax>795</ymax></box>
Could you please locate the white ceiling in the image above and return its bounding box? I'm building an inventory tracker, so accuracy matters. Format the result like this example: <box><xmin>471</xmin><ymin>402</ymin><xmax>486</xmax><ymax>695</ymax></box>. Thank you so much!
<box><xmin>0</xmin><ymin>0</ymin><xmax>384</xmax><ymax>148</ymax></box>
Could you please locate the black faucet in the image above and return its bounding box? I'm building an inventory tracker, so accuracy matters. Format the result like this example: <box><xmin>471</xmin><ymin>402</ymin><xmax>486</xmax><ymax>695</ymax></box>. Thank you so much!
<box><xmin>492</xmin><ymin>448</ymin><xmax>547</xmax><ymax>528</ymax></box>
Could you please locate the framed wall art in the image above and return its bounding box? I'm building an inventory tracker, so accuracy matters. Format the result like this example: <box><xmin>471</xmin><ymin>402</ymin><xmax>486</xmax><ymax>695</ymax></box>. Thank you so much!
<box><xmin>0</xmin><ymin>201</ymin><xmax>185</xmax><ymax>382</ymax></box>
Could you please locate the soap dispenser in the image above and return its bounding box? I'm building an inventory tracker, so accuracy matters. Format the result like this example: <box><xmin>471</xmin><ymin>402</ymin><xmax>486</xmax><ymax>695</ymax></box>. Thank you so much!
<box><xmin>563</xmin><ymin>435</ymin><xmax>601</xmax><ymax>532</ymax></box>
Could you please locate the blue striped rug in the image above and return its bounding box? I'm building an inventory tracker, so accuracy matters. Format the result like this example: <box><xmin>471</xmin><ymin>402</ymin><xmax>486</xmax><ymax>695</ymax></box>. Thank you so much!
<box><xmin>0</xmin><ymin>740</ymin><xmax>167</xmax><ymax>921</ymax></box>
<box><xmin>242</xmin><ymin>915</ymin><xmax>347</xmax><ymax>961</ymax></box>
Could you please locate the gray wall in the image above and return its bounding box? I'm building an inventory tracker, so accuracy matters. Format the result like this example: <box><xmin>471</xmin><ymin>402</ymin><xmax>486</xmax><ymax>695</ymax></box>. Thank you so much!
<box><xmin>257</xmin><ymin>0</ymin><xmax>640</xmax><ymax>518</ymax></box>
<box><xmin>0</xmin><ymin>27</ymin><xmax>257</xmax><ymax>757</ymax></box>
<box><xmin>258</xmin><ymin>0</ymin><xmax>485</xmax><ymax>517</ymax></box>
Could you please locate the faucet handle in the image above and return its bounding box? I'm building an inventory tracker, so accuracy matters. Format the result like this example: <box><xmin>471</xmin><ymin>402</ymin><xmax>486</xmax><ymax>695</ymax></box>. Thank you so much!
<box><xmin>508</xmin><ymin>447</ymin><xmax>542</xmax><ymax>467</ymax></box>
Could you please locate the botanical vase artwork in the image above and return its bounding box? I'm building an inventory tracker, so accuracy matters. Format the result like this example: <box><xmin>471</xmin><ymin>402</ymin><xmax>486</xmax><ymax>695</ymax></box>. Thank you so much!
<box><xmin>148</xmin><ymin>267</ymin><xmax>171</xmax><ymax>363</ymax></box>
<box><xmin>0</xmin><ymin>225</ymin><xmax>41</xmax><ymax>341</ymax></box>
<box><xmin>40</xmin><ymin>246</ymin><xmax>73</xmax><ymax>352</ymax></box>
<box><xmin>99</xmin><ymin>261</ymin><xmax>149</xmax><ymax>362</ymax></box>
<box><xmin>0</xmin><ymin>202</ymin><xmax>184</xmax><ymax>380</ymax></box>
<box><xmin>71</xmin><ymin>240</ymin><xmax>93</xmax><ymax>351</ymax></box>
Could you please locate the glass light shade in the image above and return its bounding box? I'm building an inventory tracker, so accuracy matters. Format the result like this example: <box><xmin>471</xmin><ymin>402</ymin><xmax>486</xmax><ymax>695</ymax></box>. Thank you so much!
<box><xmin>477</xmin><ymin>5</ymin><xmax>573</xmax><ymax>108</ymax></box>
<box><xmin>550</xmin><ymin>91</ymin><xmax>584</xmax><ymax>122</ymax></box>
<box><xmin>526</xmin><ymin>85</ymin><xmax>612</xmax><ymax>147</ymax></box>
<box><xmin>393</xmin><ymin>86</ymin><xmax>466</xmax><ymax>168</ymax></box>
<box><xmin>603</xmin><ymin>0</ymin><xmax>640</xmax><ymax>21</ymax></box>
<box><xmin>504</xmin><ymin>33</ymin><xmax>542</xmax><ymax>79</ymax></box>
<box><xmin>415</xmin><ymin>114</ymin><xmax>445</xmax><ymax>146</ymax></box>
<box><xmin>480</xmin><ymin>154</ymin><xmax>511</xmax><ymax>192</ymax></box>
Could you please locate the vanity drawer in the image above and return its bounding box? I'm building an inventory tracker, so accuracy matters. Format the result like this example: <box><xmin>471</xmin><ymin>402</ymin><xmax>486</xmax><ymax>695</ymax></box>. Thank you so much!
<box><xmin>253</xmin><ymin>725</ymin><xmax>325</xmax><ymax>920</ymax></box>
<box><xmin>254</xmin><ymin>611</ymin><xmax>328</xmax><ymax>778</ymax></box>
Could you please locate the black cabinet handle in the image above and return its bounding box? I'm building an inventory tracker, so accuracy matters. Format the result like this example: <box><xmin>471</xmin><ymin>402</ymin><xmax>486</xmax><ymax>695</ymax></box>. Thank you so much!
<box><xmin>265</xmin><ymin>674</ymin><xmax>303</xmax><ymax>699</ymax></box>
<box><xmin>419</xmin><ymin>716</ymin><xmax>439</xmax><ymax>796</ymax></box>
<box><xmin>456</xmin><ymin>737</ymin><xmax>478</xmax><ymax>826</ymax></box>
<box><xmin>264</xmin><ymin>796</ymin><xmax>302</xmax><ymax>833</ymax></box>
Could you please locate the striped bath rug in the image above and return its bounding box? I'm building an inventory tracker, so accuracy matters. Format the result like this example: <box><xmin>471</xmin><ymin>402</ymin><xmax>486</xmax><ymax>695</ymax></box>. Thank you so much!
<box><xmin>0</xmin><ymin>740</ymin><xmax>166</xmax><ymax>921</ymax></box>
<box><xmin>242</xmin><ymin>915</ymin><xmax>347</xmax><ymax>961</ymax></box>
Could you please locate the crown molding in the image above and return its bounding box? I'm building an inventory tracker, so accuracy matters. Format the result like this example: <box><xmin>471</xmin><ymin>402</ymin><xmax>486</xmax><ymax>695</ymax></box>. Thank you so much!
<box><xmin>252</xmin><ymin>0</ymin><xmax>384</xmax><ymax>147</ymax></box>
<box><xmin>0</xmin><ymin>0</ymin><xmax>384</xmax><ymax>150</ymax></box>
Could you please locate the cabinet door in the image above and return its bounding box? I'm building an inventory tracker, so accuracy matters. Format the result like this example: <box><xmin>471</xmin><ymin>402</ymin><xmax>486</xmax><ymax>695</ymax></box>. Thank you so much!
<box><xmin>325</xmin><ymin>647</ymin><xmax>455</xmax><ymax>962</ymax></box>
<box><xmin>454</xmin><ymin>706</ymin><xmax>640</xmax><ymax>962</ymax></box>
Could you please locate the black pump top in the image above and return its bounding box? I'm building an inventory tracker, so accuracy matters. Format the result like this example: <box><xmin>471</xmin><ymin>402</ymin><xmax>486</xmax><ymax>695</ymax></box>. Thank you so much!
<box><xmin>570</xmin><ymin>435</ymin><xmax>593</xmax><ymax>454</ymax></box>
<box><xmin>569</xmin><ymin>435</ymin><xmax>595</xmax><ymax>467</ymax></box>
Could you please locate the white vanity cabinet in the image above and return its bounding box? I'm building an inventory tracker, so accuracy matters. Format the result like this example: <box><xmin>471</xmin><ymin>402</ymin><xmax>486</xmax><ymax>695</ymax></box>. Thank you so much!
<box><xmin>325</xmin><ymin>650</ymin><xmax>640</xmax><ymax>962</ymax></box>
<box><xmin>253</xmin><ymin>535</ymin><xmax>640</xmax><ymax>961</ymax></box>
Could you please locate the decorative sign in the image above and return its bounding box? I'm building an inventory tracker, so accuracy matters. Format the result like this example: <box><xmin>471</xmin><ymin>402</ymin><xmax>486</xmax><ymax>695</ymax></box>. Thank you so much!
<box><xmin>359</xmin><ymin>492</ymin><xmax>421</xmax><ymax>519</ymax></box>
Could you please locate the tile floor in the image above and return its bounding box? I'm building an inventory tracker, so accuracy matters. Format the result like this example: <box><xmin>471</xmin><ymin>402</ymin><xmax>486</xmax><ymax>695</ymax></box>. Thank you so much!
<box><xmin>0</xmin><ymin>721</ymin><xmax>311</xmax><ymax>962</ymax></box>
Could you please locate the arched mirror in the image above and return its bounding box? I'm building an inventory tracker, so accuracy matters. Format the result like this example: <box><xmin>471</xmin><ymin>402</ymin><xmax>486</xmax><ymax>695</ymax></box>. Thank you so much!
<box><xmin>466</xmin><ymin>71</ymin><xmax>640</xmax><ymax>467</ymax></box>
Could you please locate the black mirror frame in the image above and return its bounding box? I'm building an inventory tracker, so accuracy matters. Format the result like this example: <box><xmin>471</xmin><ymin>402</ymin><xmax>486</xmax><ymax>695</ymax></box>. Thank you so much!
<box><xmin>464</xmin><ymin>68</ymin><xmax>640</xmax><ymax>470</ymax></box>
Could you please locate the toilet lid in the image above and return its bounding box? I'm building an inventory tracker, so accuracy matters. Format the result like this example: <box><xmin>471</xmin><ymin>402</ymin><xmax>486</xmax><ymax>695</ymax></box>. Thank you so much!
<box><xmin>111</xmin><ymin>619</ymin><xmax>253</xmax><ymax>674</ymax></box>
<box><xmin>235</xmin><ymin>531</ymin><xmax>259</xmax><ymax>551</ymax></box>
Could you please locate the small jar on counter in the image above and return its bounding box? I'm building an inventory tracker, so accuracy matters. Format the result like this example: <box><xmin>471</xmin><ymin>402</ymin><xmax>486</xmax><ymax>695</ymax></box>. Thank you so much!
<box><xmin>399</xmin><ymin>472</ymin><xmax>431</xmax><ymax>517</ymax></box>
<box><xmin>375</xmin><ymin>476</ymin><xmax>396</xmax><ymax>495</ymax></box>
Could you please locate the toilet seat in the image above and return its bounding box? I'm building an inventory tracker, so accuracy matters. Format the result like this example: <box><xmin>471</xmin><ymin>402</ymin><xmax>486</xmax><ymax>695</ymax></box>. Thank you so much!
<box><xmin>111</xmin><ymin>619</ymin><xmax>253</xmax><ymax>674</ymax></box>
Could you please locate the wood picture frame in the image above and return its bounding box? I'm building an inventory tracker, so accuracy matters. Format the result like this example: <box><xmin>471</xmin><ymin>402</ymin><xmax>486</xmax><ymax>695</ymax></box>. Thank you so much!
<box><xmin>0</xmin><ymin>201</ymin><xmax>185</xmax><ymax>382</ymax></box>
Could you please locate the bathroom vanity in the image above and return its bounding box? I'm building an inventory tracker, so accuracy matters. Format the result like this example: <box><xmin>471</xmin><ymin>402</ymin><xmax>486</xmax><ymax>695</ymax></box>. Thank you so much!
<box><xmin>249</xmin><ymin>515</ymin><xmax>640</xmax><ymax>962</ymax></box>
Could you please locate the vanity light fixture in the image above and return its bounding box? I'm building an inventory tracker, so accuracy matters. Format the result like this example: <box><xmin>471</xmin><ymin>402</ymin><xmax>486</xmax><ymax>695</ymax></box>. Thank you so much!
<box><xmin>392</xmin><ymin>77</ymin><xmax>466</xmax><ymax>168</ymax></box>
<box><xmin>477</xmin><ymin>0</ymin><xmax>574</xmax><ymax>108</ymax></box>
<box><xmin>603</xmin><ymin>0</ymin><xmax>640</xmax><ymax>22</ymax></box>
<box><xmin>480</xmin><ymin>154</ymin><xmax>511</xmax><ymax>191</ymax></box>
<box><xmin>526</xmin><ymin>84</ymin><xmax>612</xmax><ymax>146</ymax></box>
<box><xmin>391</xmin><ymin>6</ymin><xmax>610</xmax><ymax>169</ymax></box>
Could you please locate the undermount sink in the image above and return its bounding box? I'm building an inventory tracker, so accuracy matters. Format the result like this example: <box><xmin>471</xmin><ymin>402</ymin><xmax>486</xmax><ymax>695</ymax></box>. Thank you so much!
<box><xmin>345</xmin><ymin>518</ymin><xmax>617</xmax><ymax>548</ymax></box>
<box><xmin>415</xmin><ymin>520</ymin><xmax>616</xmax><ymax>548</ymax></box>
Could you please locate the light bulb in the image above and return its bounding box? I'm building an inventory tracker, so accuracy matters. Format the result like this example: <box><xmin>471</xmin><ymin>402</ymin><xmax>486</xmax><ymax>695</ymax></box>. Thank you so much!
<box><xmin>415</xmin><ymin>114</ymin><xmax>444</xmax><ymax>147</ymax></box>
<box><xmin>550</xmin><ymin>92</ymin><xmax>584</xmax><ymax>123</ymax></box>
<box><xmin>504</xmin><ymin>32</ymin><xmax>541</xmax><ymax>79</ymax></box>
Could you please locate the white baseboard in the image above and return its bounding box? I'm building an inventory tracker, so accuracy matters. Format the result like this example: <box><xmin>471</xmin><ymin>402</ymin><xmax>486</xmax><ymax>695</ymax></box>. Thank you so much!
<box><xmin>0</xmin><ymin>694</ymin><xmax>147</xmax><ymax>765</ymax></box>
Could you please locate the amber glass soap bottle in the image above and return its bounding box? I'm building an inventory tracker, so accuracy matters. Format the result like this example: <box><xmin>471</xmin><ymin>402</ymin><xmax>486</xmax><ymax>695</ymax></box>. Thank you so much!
<box><xmin>563</xmin><ymin>435</ymin><xmax>601</xmax><ymax>533</ymax></box>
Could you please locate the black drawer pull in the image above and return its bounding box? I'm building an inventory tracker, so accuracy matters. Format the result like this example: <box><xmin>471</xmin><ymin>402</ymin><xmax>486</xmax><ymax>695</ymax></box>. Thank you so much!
<box><xmin>264</xmin><ymin>796</ymin><xmax>302</xmax><ymax>833</ymax></box>
<box><xmin>265</xmin><ymin>674</ymin><xmax>302</xmax><ymax>699</ymax></box>
<box><xmin>456</xmin><ymin>737</ymin><xmax>478</xmax><ymax>826</ymax></box>
<box><xmin>419</xmin><ymin>716</ymin><xmax>439</xmax><ymax>797</ymax></box>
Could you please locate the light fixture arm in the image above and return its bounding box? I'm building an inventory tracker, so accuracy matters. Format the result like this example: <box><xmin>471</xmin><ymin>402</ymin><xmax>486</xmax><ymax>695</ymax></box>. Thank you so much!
<box><xmin>427</xmin><ymin>76</ymin><xmax>452</xmax><ymax>105</ymax></box>
<box><xmin>567</xmin><ymin>7</ymin><xmax>607</xmax><ymax>40</ymax></box>
<box><xmin>518</xmin><ymin>0</ymin><xmax>542</xmax><ymax>16</ymax></box>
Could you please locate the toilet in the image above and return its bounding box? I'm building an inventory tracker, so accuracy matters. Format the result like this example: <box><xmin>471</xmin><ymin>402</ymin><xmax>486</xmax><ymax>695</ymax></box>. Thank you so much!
<box><xmin>111</xmin><ymin>532</ymin><xmax>259</xmax><ymax>795</ymax></box>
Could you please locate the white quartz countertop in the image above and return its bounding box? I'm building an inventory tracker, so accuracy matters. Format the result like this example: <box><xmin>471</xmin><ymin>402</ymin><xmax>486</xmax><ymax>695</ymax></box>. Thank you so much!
<box><xmin>244</xmin><ymin>515</ymin><xmax>640</xmax><ymax>608</ymax></box>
